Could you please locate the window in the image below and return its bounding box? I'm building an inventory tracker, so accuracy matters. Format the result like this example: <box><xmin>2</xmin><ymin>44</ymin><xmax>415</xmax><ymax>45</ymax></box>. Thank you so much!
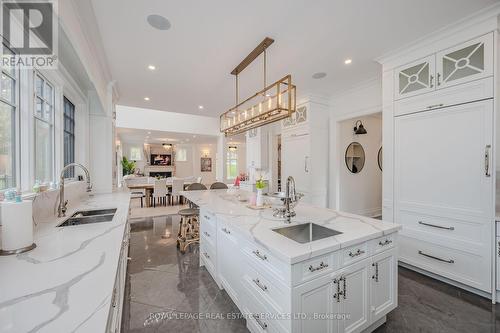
<box><xmin>176</xmin><ymin>148</ymin><xmax>187</xmax><ymax>162</ymax></box>
<box><xmin>0</xmin><ymin>44</ymin><xmax>17</xmax><ymax>191</ymax></box>
<box><xmin>63</xmin><ymin>97</ymin><xmax>75</xmax><ymax>178</ymax></box>
<box><xmin>226</xmin><ymin>149</ymin><xmax>238</xmax><ymax>179</ymax></box>
<box><xmin>34</xmin><ymin>73</ymin><xmax>55</xmax><ymax>183</ymax></box>
<box><xmin>130</xmin><ymin>147</ymin><xmax>141</xmax><ymax>161</ymax></box>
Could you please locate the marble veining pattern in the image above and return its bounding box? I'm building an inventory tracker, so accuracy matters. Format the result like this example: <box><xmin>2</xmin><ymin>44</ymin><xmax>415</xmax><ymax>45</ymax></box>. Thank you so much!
<box><xmin>180</xmin><ymin>189</ymin><xmax>401</xmax><ymax>264</ymax></box>
<box><xmin>0</xmin><ymin>191</ymin><xmax>131</xmax><ymax>333</ymax></box>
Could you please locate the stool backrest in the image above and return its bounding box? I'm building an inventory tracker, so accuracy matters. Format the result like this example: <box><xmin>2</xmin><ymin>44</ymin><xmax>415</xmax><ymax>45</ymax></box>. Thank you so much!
<box><xmin>172</xmin><ymin>178</ymin><xmax>184</xmax><ymax>196</ymax></box>
<box><xmin>186</xmin><ymin>183</ymin><xmax>207</xmax><ymax>191</ymax></box>
<box><xmin>210</xmin><ymin>182</ymin><xmax>228</xmax><ymax>189</ymax></box>
<box><xmin>196</xmin><ymin>176</ymin><xmax>202</xmax><ymax>183</ymax></box>
<box><xmin>153</xmin><ymin>179</ymin><xmax>167</xmax><ymax>197</ymax></box>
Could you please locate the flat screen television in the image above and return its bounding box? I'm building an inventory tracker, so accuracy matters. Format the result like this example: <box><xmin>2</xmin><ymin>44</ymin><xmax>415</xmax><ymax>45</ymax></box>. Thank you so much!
<box><xmin>151</xmin><ymin>154</ymin><xmax>172</xmax><ymax>166</ymax></box>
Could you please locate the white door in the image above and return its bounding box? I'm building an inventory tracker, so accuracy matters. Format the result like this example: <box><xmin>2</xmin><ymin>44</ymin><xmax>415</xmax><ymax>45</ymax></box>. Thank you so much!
<box><xmin>293</xmin><ymin>273</ymin><xmax>340</xmax><ymax>333</ymax></box>
<box><xmin>394</xmin><ymin>99</ymin><xmax>494</xmax><ymax>220</ymax></box>
<box><xmin>370</xmin><ymin>250</ymin><xmax>397</xmax><ymax>323</ymax></box>
<box><xmin>217</xmin><ymin>224</ymin><xmax>242</xmax><ymax>306</ymax></box>
<box><xmin>339</xmin><ymin>260</ymin><xmax>370</xmax><ymax>333</ymax></box>
<box><xmin>282</xmin><ymin>133</ymin><xmax>310</xmax><ymax>194</ymax></box>
<box><xmin>436</xmin><ymin>33</ymin><xmax>493</xmax><ymax>90</ymax></box>
<box><xmin>394</xmin><ymin>55</ymin><xmax>436</xmax><ymax>100</ymax></box>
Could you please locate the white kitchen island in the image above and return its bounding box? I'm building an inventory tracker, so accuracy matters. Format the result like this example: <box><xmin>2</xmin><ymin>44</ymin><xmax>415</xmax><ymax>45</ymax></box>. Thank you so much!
<box><xmin>181</xmin><ymin>189</ymin><xmax>401</xmax><ymax>333</ymax></box>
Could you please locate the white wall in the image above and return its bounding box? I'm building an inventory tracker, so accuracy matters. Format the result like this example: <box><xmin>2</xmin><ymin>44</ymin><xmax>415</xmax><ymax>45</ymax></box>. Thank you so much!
<box><xmin>338</xmin><ymin>115</ymin><xmax>382</xmax><ymax>217</ymax></box>
<box><xmin>329</xmin><ymin>78</ymin><xmax>382</xmax><ymax>209</ymax></box>
<box><xmin>116</xmin><ymin>105</ymin><xmax>220</xmax><ymax>136</ymax></box>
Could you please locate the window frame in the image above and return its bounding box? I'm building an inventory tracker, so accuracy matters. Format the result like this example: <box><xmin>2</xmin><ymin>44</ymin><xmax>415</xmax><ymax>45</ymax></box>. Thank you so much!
<box><xmin>63</xmin><ymin>96</ymin><xmax>75</xmax><ymax>178</ymax></box>
<box><xmin>0</xmin><ymin>42</ymin><xmax>20</xmax><ymax>191</ymax></box>
<box><xmin>130</xmin><ymin>147</ymin><xmax>142</xmax><ymax>161</ymax></box>
<box><xmin>33</xmin><ymin>71</ymin><xmax>56</xmax><ymax>184</ymax></box>
<box><xmin>226</xmin><ymin>148</ymin><xmax>238</xmax><ymax>180</ymax></box>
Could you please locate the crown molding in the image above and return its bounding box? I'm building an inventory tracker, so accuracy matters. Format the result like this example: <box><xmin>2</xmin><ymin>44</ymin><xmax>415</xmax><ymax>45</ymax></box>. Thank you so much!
<box><xmin>376</xmin><ymin>2</ymin><xmax>500</xmax><ymax>69</ymax></box>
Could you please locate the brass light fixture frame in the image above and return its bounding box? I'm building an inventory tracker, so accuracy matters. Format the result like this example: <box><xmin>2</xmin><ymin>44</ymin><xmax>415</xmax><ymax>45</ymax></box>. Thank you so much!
<box><xmin>220</xmin><ymin>38</ymin><xmax>296</xmax><ymax>136</ymax></box>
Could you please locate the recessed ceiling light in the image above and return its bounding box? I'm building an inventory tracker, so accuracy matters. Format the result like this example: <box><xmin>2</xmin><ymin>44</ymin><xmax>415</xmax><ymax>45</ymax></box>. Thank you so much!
<box><xmin>144</xmin><ymin>97</ymin><xmax>150</xmax><ymax>101</ymax></box>
<box><xmin>312</xmin><ymin>72</ymin><xmax>327</xmax><ymax>79</ymax></box>
<box><xmin>198</xmin><ymin>105</ymin><xmax>204</xmax><ymax>110</ymax></box>
<box><xmin>147</xmin><ymin>14</ymin><xmax>171</xmax><ymax>31</ymax></box>
<box><xmin>147</xmin><ymin>65</ymin><xmax>156</xmax><ymax>70</ymax></box>
<box><xmin>344</xmin><ymin>59</ymin><xmax>352</xmax><ymax>65</ymax></box>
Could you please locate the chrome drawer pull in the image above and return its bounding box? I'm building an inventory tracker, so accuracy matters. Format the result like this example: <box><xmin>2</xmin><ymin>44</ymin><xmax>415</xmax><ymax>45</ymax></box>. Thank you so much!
<box><xmin>342</xmin><ymin>276</ymin><xmax>346</xmax><ymax>299</ymax></box>
<box><xmin>203</xmin><ymin>252</ymin><xmax>210</xmax><ymax>259</ymax></box>
<box><xmin>418</xmin><ymin>221</ymin><xmax>454</xmax><ymax>230</ymax></box>
<box><xmin>372</xmin><ymin>262</ymin><xmax>379</xmax><ymax>282</ymax></box>
<box><xmin>252</xmin><ymin>278</ymin><xmax>268</xmax><ymax>292</ymax></box>
<box><xmin>348</xmin><ymin>249</ymin><xmax>365</xmax><ymax>257</ymax></box>
<box><xmin>204</xmin><ymin>215</ymin><xmax>210</xmax><ymax>220</ymax></box>
<box><xmin>253</xmin><ymin>250</ymin><xmax>267</xmax><ymax>261</ymax></box>
<box><xmin>333</xmin><ymin>278</ymin><xmax>342</xmax><ymax>302</ymax></box>
<box><xmin>426</xmin><ymin>103</ymin><xmax>444</xmax><ymax>109</ymax></box>
<box><xmin>418</xmin><ymin>250</ymin><xmax>454</xmax><ymax>264</ymax></box>
<box><xmin>309</xmin><ymin>262</ymin><xmax>328</xmax><ymax>272</ymax></box>
<box><xmin>485</xmin><ymin>145</ymin><xmax>491</xmax><ymax>177</ymax></box>
<box><xmin>378</xmin><ymin>239</ymin><xmax>392</xmax><ymax>246</ymax></box>
<box><xmin>252</xmin><ymin>315</ymin><xmax>268</xmax><ymax>330</ymax></box>
<box><xmin>203</xmin><ymin>231</ymin><xmax>210</xmax><ymax>237</ymax></box>
<box><xmin>222</xmin><ymin>227</ymin><xmax>231</xmax><ymax>234</ymax></box>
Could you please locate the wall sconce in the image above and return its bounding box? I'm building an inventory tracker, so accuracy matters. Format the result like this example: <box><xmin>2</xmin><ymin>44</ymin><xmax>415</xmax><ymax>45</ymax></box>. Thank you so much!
<box><xmin>353</xmin><ymin>120</ymin><xmax>367</xmax><ymax>135</ymax></box>
<box><xmin>162</xmin><ymin>143</ymin><xmax>173</xmax><ymax>149</ymax></box>
<box><xmin>228</xmin><ymin>146</ymin><xmax>238</xmax><ymax>152</ymax></box>
<box><xmin>202</xmin><ymin>149</ymin><xmax>210</xmax><ymax>157</ymax></box>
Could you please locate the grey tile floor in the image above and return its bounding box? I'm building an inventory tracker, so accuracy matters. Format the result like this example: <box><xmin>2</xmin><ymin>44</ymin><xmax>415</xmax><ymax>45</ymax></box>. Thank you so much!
<box><xmin>122</xmin><ymin>215</ymin><xmax>500</xmax><ymax>333</ymax></box>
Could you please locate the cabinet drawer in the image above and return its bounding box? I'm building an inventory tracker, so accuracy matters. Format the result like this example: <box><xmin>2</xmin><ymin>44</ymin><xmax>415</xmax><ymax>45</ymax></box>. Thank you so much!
<box><xmin>370</xmin><ymin>233</ymin><xmax>396</xmax><ymax>255</ymax></box>
<box><xmin>200</xmin><ymin>218</ymin><xmax>216</xmax><ymax>249</ymax></box>
<box><xmin>200</xmin><ymin>243</ymin><xmax>217</xmax><ymax>279</ymax></box>
<box><xmin>399</xmin><ymin>235</ymin><xmax>491</xmax><ymax>292</ymax></box>
<box><xmin>200</xmin><ymin>209</ymin><xmax>216</xmax><ymax>227</ymax></box>
<box><xmin>291</xmin><ymin>252</ymin><xmax>338</xmax><ymax>286</ymax></box>
<box><xmin>242</xmin><ymin>253</ymin><xmax>291</xmax><ymax>316</ymax></box>
<box><xmin>341</xmin><ymin>242</ymin><xmax>369</xmax><ymax>267</ymax></box>
<box><xmin>398</xmin><ymin>210</ymin><xmax>488</xmax><ymax>250</ymax></box>
<box><xmin>240</xmin><ymin>237</ymin><xmax>291</xmax><ymax>286</ymax></box>
<box><xmin>395</xmin><ymin>77</ymin><xmax>493</xmax><ymax>116</ymax></box>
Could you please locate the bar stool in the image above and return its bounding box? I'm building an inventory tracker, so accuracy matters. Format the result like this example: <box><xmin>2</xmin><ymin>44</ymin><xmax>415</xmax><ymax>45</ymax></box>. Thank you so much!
<box><xmin>176</xmin><ymin>183</ymin><xmax>207</xmax><ymax>253</ymax></box>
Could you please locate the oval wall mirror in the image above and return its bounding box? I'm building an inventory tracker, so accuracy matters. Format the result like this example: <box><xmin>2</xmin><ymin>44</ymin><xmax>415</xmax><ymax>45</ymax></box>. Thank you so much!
<box><xmin>345</xmin><ymin>142</ymin><xmax>365</xmax><ymax>174</ymax></box>
<box><xmin>378</xmin><ymin>147</ymin><xmax>383</xmax><ymax>171</ymax></box>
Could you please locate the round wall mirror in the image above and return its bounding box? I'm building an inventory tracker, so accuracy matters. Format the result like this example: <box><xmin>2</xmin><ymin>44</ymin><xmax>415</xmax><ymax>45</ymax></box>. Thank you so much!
<box><xmin>378</xmin><ymin>147</ymin><xmax>383</xmax><ymax>171</ymax></box>
<box><xmin>345</xmin><ymin>142</ymin><xmax>365</xmax><ymax>174</ymax></box>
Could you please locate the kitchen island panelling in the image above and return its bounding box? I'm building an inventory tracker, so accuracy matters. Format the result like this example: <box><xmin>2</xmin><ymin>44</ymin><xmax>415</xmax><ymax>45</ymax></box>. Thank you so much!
<box><xmin>182</xmin><ymin>189</ymin><xmax>401</xmax><ymax>333</ymax></box>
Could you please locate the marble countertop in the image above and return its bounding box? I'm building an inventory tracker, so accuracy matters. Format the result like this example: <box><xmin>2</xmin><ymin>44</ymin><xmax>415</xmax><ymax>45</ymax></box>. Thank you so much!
<box><xmin>180</xmin><ymin>189</ymin><xmax>401</xmax><ymax>264</ymax></box>
<box><xmin>0</xmin><ymin>191</ymin><xmax>130</xmax><ymax>333</ymax></box>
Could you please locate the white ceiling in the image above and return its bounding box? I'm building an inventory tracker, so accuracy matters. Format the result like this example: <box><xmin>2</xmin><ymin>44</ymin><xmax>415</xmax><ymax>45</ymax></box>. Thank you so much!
<box><xmin>117</xmin><ymin>128</ymin><xmax>245</xmax><ymax>145</ymax></box>
<box><xmin>91</xmin><ymin>0</ymin><xmax>498</xmax><ymax>117</ymax></box>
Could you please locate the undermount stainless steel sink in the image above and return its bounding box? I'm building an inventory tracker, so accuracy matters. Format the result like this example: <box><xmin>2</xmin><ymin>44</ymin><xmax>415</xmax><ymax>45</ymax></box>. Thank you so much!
<box><xmin>272</xmin><ymin>223</ymin><xmax>342</xmax><ymax>244</ymax></box>
<box><xmin>57</xmin><ymin>208</ymin><xmax>117</xmax><ymax>227</ymax></box>
<box><xmin>70</xmin><ymin>208</ymin><xmax>117</xmax><ymax>218</ymax></box>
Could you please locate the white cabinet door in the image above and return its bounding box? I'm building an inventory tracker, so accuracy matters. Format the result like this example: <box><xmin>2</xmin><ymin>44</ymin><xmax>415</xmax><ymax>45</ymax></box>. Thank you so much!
<box><xmin>282</xmin><ymin>133</ymin><xmax>311</xmax><ymax>194</ymax></box>
<box><xmin>436</xmin><ymin>33</ymin><xmax>493</xmax><ymax>90</ymax></box>
<box><xmin>217</xmin><ymin>222</ymin><xmax>243</xmax><ymax>307</ymax></box>
<box><xmin>293</xmin><ymin>273</ymin><xmax>340</xmax><ymax>333</ymax></box>
<box><xmin>370</xmin><ymin>250</ymin><xmax>397</xmax><ymax>323</ymax></box>
<box><xmin>339</xmin><ymin>260</ymin><xmax>370</xmax><ymax>333</ymax></box>
<box><xmin>496</xmin><ymin>237</ymin><xmax>500</xmax><ymax>291</ymax></box>
<box><xmin>394</xmin><ymin>55</ymin><xmax>435</xmax><ymax>100</ymax></box>
<box><xmin>394</xmin><ymin>99</ymin><xmax>493</xmax><ymax>220</ymax></box>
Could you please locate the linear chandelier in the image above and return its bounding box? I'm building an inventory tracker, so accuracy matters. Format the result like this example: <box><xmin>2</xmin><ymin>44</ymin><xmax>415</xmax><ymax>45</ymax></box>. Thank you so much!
<box><xmin>220</xmin><ymin>38</ymin><xmax>296</xmax><ymax>136</ymax></box>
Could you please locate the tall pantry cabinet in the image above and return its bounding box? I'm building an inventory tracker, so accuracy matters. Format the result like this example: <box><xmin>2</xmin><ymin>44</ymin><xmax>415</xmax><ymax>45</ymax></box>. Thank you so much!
<box><xmin>378</xmin><ymin>14</ymin><xmax>499</xmax><ymax>299</ymax></box>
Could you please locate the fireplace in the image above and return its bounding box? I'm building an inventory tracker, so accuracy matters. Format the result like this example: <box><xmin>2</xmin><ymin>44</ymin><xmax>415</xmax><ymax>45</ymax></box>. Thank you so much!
<box><xmin>149</xmin><ymin>171</ymin><xmax>172</xmax><ymax>178</ymax></box>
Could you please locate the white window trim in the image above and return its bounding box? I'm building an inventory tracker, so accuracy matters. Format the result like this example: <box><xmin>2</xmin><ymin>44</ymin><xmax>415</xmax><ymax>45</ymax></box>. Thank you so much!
<box><xmin>226</xmin><ymin>148</ymin><xmax>238</xmax><ymax>180</ymax></box>
<box><xmin>33</xmin><ymin>71</ymin><xmax>56</xmax><ymax>185</ymax></box>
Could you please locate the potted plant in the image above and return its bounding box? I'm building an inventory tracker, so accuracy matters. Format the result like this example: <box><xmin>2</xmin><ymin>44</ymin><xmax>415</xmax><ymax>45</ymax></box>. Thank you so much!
<box><xmin>255</xmin><ymin>178</ymin><xmax>266</xmax><ymax>207</ymax></box>
<box><xmin>121</xmin><ymin>156</ymin><xmax>136</xmax><ymax>176</ymax></box>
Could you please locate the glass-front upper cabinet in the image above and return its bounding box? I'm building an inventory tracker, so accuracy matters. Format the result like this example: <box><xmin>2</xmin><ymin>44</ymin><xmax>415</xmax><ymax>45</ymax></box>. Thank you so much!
<box><xmin>394</xmin><ymin>55</ymin><xmax>435</xmax><ymax>100</ymax></box>
<box><xmin>436</xmin><ymin>33</ymin><xmax>493</xmax><ymax>89</ymax></box>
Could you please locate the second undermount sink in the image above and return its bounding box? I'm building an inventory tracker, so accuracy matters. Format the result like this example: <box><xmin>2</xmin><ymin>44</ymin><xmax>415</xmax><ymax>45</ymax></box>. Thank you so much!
<box><xmin>273</xmin><ymin>223</ymin><xmax>342</xmax><ymax>244</ymax></box>
<box><xmin>57</xmin><ymin>208</ymin><xmax>117</xmax><ymax>227</ymax></box>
